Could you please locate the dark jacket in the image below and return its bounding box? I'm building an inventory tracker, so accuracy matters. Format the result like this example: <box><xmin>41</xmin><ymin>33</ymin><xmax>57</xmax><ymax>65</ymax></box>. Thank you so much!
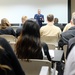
<box><xmin>34</xmin><ymin>14</ymin><xmax>44</xmax><ymax>27</ymax></box>
<box><xmin>58</xmin><ymin>26</ymin><xmax>75</xmax><ymax>49</ymax></box>
<box><xmin>0</xmin><ymin>27</ymin><xmax>16</xmax><ymax>36</ymax></box>
<box><xmin>16</xmin><ymin>26</ymin><xmax>22</xmax><ymax>37</ymax></box>
<box><xmin>54</xmin><ymin>23</ymin><xmax>64</xmax><ymax>31</ymax></box>
<box><xmin>0</xmin><ymin>37</ymin><xmax>25</xmax><ymax>75</ymax></box>
<box><xmin>42</xmin><ymin>42</ymin><xmax>51</xmax><ymax>61</ymax></box>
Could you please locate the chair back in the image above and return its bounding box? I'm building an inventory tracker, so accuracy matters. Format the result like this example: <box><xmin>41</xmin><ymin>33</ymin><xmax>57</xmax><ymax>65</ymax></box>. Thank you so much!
<box><xmin>18</xmin><ymin>59</ymin><xmax>51</xmax><ymax>75</ymax></box>
<box><xmin>41</xmin><ymin>36</ymin><xmax>59</xmax><ymax>47</ymax></box>
<box><xmin>63</xmin><ymin>45</ymin><xmax>67</xmax><ymax>62</ymax></box>
<box><xmin>0</xmin><ymin>35</ymin><xmax>17</xmax><ymax>43</ymax></box>
<box><xmin>10</xmin><ymin>42</ymin><xmax>16</xmax><ymax>52</ymax></box>
<box><xmin>47</xmin><ymin>44</ymin><xmax>56</xmax><ymax>50</ymax></box>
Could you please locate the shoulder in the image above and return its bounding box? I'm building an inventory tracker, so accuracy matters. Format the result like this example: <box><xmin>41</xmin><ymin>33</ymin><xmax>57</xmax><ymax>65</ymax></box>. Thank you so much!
<box><xmin>34</xmin><ymin>14</ymin><xmax>38</xmax><ymax>16</ymax></box>
<box><xmin>40</xmin><ymin>25</ymin><xmax>47</xmax><ymax>31</ymax></box>
<box><xmin>63</xmin><ymin>23</ymin><xmax>72</xmax><ymax>32</ymax></box>
<box><xmin>16</xmin><ymin>27</ymin><xmax>22</xmax><ymax>31</ymax></box>
<box><xmin>40</xmin><ymin>14</ymin><xmax>44</xmax><ymax>16</ymax></box>
<box><xmin>6</xmin><ymin>27</ymin><xmax>13</xmax><ymax>30</ymax></box>
<box><xmin>53</xmin><ymin>25</ymin><xmax>61</xmax><ymax>31</ymax></box>
<box><xmin>0</xmin><ymin>37</ymin><xmax>6</xmax><ymax>42</ymax></box>
<box><xmin>0</xmin><ymin>37</ymin><xmax>10</xmax><ymax>48</ymax></box>
<box><xmin>69</xmin><ymin>37</ymin><xmax>75</xmax><ymax>43</ymax></box>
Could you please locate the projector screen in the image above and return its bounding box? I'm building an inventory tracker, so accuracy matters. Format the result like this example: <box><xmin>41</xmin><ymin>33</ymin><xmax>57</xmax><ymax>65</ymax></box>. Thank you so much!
<box><xmin>0</xmin><ymin>0</ymin><xmax>68</xmax><ymax>23</ymax></box>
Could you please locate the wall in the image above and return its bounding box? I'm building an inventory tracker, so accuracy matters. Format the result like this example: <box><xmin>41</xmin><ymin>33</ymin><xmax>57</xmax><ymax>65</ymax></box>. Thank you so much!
<box><xmin>0</xmin><ymin>0</ymin><xmax>68</xmax><ymax>23</ymax></box>
<box><xmin>71</xmin><ymin>0</ymin><xmax>75</xmax><ymax>16</ymax></box>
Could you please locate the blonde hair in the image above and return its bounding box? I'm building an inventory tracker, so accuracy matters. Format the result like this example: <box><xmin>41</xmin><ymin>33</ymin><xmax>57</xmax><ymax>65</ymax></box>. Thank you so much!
<box><xmin>72</xmin><ymin>12</ymin><xmax>75</xmax><ymax>19</ymax></box>
<box><xmin>22</xmin><ymin>16</ymin><xmax>27</xmax><ymax>19</ymax></box>
<box><xmin>0</xmin><ymin>18</ymin><xmax>11</xmax><ymax>29</ymax></box>
<box><xmin>21</xmin><ymin>16</ymin><xmax>28</xmax><ymax>24</ymax></box>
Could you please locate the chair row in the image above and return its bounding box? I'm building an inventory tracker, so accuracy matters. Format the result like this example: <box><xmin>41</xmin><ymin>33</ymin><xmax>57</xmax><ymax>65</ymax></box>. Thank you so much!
<box><xmin>18</xmin><ymin>59</ymin><xmax>58</xmax><ymax>75</ymax></box>
<box><xmin>41</xmin><ymin>36</ymin><xmax>60</xmax><ymax>50</ymax></box>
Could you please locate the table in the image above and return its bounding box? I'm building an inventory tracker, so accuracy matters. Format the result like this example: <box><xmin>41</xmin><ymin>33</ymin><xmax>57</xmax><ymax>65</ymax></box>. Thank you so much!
<box><xmin>50</xmin><ymin>50</ymin><xmax>63</xmax><ymax>62</ymax></box>
<box><xmin>49</xmin><ymin>50</ymin><xmax>63</xmax><ymax>75</ymax></box>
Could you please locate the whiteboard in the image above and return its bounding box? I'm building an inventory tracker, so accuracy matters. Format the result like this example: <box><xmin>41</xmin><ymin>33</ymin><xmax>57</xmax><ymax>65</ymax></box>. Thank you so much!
<box><xmin>0</xmin><ymin>0</ymin><xmax>68</xmax><ymax>23</ymax></box>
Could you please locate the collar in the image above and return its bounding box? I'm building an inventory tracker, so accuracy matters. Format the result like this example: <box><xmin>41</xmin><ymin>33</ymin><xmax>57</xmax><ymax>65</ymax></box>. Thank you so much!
<box><xmin>47</xmin><ymin>22</ymin><xmax>54</xmax><ymax>26</ymax></box>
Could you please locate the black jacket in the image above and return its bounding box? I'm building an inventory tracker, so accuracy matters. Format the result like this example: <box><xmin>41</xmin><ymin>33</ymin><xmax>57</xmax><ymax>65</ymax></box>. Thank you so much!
<box><xmin>0</xmin><ymin>37</ymin><xmax>25</xmax><ymax>75</ymax></box>
<box><xmin>16</xmin><ymin>26</ymin><xmax>22</xmax><ymax>37</ymax></box>
<box><xmin>58</xmin><ymin>26</ymin><xmax>75</xmax><ymax>49</ymax></box>
<box><xmin>42</xmin><ymin>42</ymin><xmax>51</xmax><ymax>61</ymax></box>
<box><xmin>0</xmin><ymin>27</ymin><xmax>16</xmax><ymax>36</ymax></box>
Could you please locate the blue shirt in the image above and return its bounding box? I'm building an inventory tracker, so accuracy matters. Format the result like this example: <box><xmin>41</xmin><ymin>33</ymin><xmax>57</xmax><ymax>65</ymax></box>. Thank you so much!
<box><xmin>34</xmin><ymin>14</ymin><xmax>44</xmax><ymax>27</ymax></box>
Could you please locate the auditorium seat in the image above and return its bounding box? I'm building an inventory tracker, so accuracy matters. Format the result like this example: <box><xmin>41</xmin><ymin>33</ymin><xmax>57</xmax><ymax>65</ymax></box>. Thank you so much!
<box><xmin>41</xmin><ymin>36</ymin><xmax>60</xmax><ymax>48</ymax></box>
<box><xmin>18</xmin><ymin>59</ymin><xmax>51</xmax><ymax>75</ymax></box>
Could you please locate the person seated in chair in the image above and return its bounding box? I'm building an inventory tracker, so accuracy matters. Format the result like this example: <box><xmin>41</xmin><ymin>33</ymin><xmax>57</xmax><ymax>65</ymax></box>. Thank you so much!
<box><xmin>0</xmin><ymin>18</ymin><xmax>16</xmax><ymax>36</ymax></box>
<box><xmin>40</xmin><ymin>14</ymin><xmax>61</xmax><ymax>38</ymax></box>
<box><xmin>0</xmin><ymin>37</ymin><xmax>25</xmax><ymax>75</ymax></box>
<box><xmin>54</xmin><ymin>18</ymin><xmax>64</xmax><ymax>31</ymax></box>
<box><xmin>15</xmin><ymin>19</ymin><xmax>51</xmax><ymax>61</ymax></box>
<box><xmin>58</xmin><ymin>15</ymin><xmax>75</xmax><ymax>50</ymax></box>
<box><xmin>16</xmin><ymin>16</ymin><xmax>27</xmax><ymax>37</ymax></box>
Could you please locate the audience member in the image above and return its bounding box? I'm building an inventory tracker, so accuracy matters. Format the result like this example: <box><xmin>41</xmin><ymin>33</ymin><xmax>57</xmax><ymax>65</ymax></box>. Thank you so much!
<box><xmin>0</xmin><ymin>46</ymin><xmax>15</xmax><ymax>75</ymax></box>
<box><xmin>64</xmin><ymin>46</ymin><xmax>75</xmax><ymax>75</ymax></box>
<box><xmin>0</xmin><ymin>18</ymin><xmax>16</xmax><ymax>36</ymax></box>
<box><xmin>40</xmin><ymin>14</ymin><xmax>61</xmax><ymax>38</ymax></box>
<box><xmin>63</xmin><ymin>12</ymin><xmax>75</xmax><ymax>32</ymax></box>
<box><xmin>63</xmin><ymin>22</ymin><xmax>72</xmax><ymax>32</ymax></box>
<box><xmin>21</xmin><ymin>16</ymin><xmax>28</xmax><ymax>25</ymax></box>
<box><xmin>54</xmin><ymin>18</ymin><xmax>64</xmax><ymax>31</ymax></box>
<box><xmin>58</xmin><ymin>15</ymin><xmax>75</xmax><ymax>49</ymax></box>
<box><xmin>34</xmin><ymin>9</ymin><xmax>44</xmax><ymax>27</ymax></box>
<box><xmin>16</xmin><ymin>16</ymin><xmax>27</xmax><ymax>37</ymax></box>
<box><xmin>15</xmin><ymin>19</ymin><xmax>51</xmax><ymax>61</ymax></box>
<box><xmin>0</xmin><ymin>37</ymin><xmax>25</xmax><ymax>75</ymax></box>
<box><xmin>54</xmin><ymin>18</ymin><xmax>59</xmax><ymax>24</ymax></box>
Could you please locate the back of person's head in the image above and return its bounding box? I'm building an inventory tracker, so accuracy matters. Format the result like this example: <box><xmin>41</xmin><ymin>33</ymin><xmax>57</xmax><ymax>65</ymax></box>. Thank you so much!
<box><xmin>38</xmin><ymin>9</ymin><xmax>41</xmax><ymax>14</ymax></box>
<box><xmin>21</xmin><ymin>16</ymin><xmax>27</xmax><ymax>24</ymax></box>
<box><xmin>47</xmin><ymin>14</ymin><xmax>54</xmax><ymax>22</ymax></box>
<box><xmin>16</xmin><ymin>19</ymin><xmax>42</xmax><ymax>59</ymax></box>
<box><xmin>72</xmin><ymin>12</ymin><xmax>75</xmax><ymax>18</ymax></box>
<box><xmin>54</xmin><ymin>18</ymin><xmax>59</xmax><ymax>24</ymax></box>
<box><xmin>72</xmin><ymin>15</ymin><xmax>75</xmax><ymax>25</ymax></box>
<box><xmin>0</xmin><ymin>18</ymin><xmax>10</xmax><ymax>29</ymax></box>
<box><xmin>22</xmin><ymin>19</ymin><xmax>40</xmax><ymax>37</ymax></box>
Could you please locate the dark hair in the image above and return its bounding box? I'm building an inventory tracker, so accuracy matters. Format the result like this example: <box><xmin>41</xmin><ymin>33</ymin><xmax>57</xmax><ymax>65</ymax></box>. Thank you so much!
<box><xmin>47</xmin><ymin>14</ymin><xmax>54</xmax><ymax>22</ymax></box>
<box><xmin>16</xmin><ymin>20</ymin><xmax>42</xmax><ymax>59</ymax></box>
<box><xmin>54</xmin><ymin>18</ymin><xmax>59</xmax><ymax>24</ymax></box>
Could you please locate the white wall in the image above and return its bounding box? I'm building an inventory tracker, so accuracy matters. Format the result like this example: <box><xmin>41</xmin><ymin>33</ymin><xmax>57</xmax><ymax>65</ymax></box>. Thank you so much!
<box><xmin>0</xmin><ymin>0</ymin><xmax>68</xmax><ymax>23</ymax></box>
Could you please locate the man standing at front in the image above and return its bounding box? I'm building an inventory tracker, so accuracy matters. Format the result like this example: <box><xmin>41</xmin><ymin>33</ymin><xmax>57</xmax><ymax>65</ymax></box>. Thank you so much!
<box><xmin>34</xmin><ymin>9</ymin><xmax>44</xmax><ymax>27</ymax></box>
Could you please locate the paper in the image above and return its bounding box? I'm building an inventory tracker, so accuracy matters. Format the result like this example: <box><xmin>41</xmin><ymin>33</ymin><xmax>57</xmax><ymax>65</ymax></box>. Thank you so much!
<box><xmin>49</xmin><ymin>50</ymin><xmax>54</xmax><ymax>58</ymax></box>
